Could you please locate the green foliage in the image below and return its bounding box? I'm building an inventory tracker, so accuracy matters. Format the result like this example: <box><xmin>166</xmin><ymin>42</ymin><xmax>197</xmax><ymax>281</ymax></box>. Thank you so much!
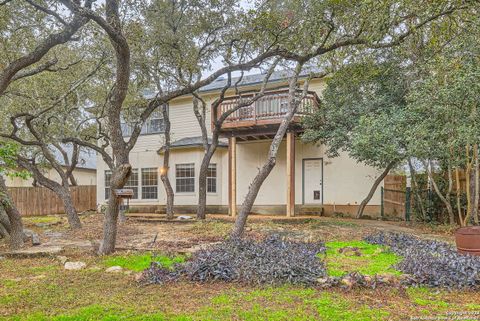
<box><xmin>103</xmin><ymin>253</ymin><xmax>185</xmax><ymax>272</ymax></box>
<box><xmin>0</xmin><ymin>142</ymin><xmax>29</xmax><ymax>179</ymax></box>
<box><xmin>323</xmin><ymin>240</ymin><xmax>402</xmax><ymax>277</ymax></box>
<box><xmin>303</xmin><ymin>61</ymin><xmax>408</xmax><ymax>170</ymax></box>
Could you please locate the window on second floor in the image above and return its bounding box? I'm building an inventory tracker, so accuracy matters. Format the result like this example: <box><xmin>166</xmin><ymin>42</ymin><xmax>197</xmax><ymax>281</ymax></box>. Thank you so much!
<box><xmin>121</xmin><ymin>106</ymin><xmax>166</xmax><ymax>137</ymax></box>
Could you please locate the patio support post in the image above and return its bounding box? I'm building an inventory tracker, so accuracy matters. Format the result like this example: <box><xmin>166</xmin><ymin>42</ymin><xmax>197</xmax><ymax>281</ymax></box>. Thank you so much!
<box><xmin>286</xmin><ymin>131</ymin><xmax>295</xmax><ymax>217</ymax></box>
<box><xmin>228</xmin><ymin>137</ymin><xmax>237</xmax><ymax>217</ymax></box>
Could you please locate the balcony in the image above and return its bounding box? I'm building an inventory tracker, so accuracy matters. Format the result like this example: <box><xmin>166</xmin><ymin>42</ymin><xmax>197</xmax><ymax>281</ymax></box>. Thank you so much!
<box><xmin>214</xmin><ymin>89</ymin><xmax>320</xmax><ymax>137</ymax></box>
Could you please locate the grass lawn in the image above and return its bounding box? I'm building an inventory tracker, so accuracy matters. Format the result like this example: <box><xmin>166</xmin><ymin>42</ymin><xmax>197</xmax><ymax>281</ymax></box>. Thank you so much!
<box><xmin>1</xmin><ymin>252</ymin><xmax>479</xmax><ymax>321</ymax></box>
<box><xmin>1</xmin><ymin>216</ymin><xmax>479</xmax><ymax>320</ymax></box>
<box><xmin>103</xmin><ymin>253</ymin><xmax>186</xmax><ymax>272</ymax></box>
<box><xmin>323</xmin><ymin>240</ymin><xmax>402</xmax><ymax>277</ymax></box>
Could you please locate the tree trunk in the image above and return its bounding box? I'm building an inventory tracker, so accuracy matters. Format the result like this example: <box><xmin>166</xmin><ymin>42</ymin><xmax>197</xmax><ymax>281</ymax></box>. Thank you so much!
<box><xmin>197</xmin><ymin>146</ymin><xmax>217</xmax><ymax>220</ymax></box>
<box><xmin>0</xmin><ymin>175</ymin><xmax>24</xmax><ymax>249</ymax></box>
<box><xmin>409</xmin><ymin>159</ymin><xmax>426</xmax><ymax>221</ymax></box>
<box><xmin>232</xmin><ymin>64</ymin><xmax>307</xmax><ymax>237</ymax></box>
<box><xmin>0</xmin><ymin>206</ymin><xmax>11</xmax><ymax>239</ymax></box>
<box><xmin>356</xmin><ymin>162</ymin><xmax>396</xmax><ymax>218</ymax></box>
<box><xmin>424</xmin><ymin>162</ymin><xmax>455</xmax><ymax>225</ymax></box>
<box><xmin>473</xmin><ymin>144</ymin><xmax>479</xmax><ymax>225</ymax></box>
<box><xmin>455</xmin><ymin>167</ymin><xmax>465</xmax><ymax>226</ymax></box>
<box><xmin>16</xmin><ymin>159</ymin><xmax>82</xmax><ymax>229</ymax></box>
<box><xmin>56</xmin><ymin>184</ymin><xmax>82</xmax><ymax>229</ymax></box>
<box><xmin>99</xmin><ymin>164</ymin><xmax>131</xmax><ymax>255</ymax></box>
<box><xmin>160</xmin><ymin>105</ymin><xmax>174</xmax><ymax>220</ymax></box>
<box><xmin>446</xmin><ymin>164</ymin><xmax>455</xmax><ymax>225</ymax></box>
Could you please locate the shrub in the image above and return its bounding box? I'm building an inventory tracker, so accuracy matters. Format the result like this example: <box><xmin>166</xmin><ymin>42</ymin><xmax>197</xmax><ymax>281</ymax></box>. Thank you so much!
<box><xmin>142</xmin><ymin>235</ymin><xmax>327</xmax><ymax>285</ymax></box>
<box><xmin>365</xmin><ymin>232</ymin><xmax>480</xmax><ymax>288</ymax></box>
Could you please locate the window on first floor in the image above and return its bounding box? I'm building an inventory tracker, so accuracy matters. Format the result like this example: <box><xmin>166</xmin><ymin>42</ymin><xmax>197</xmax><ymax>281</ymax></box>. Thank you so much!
<box><xmin>104</xmin><ymin>170</ymin><xmax>112</xmax><ymax>200</ymax></box>
<box><xmin>207</xmin><ymin>163</ymin><xmax>217</xmax><ymax>193</ymax></box>
<box><xmin>125</xmin><ymin>169</ymin><xmax>139</xmax><ymax>199</ymax></box>
<box><xmin>176</xmin><ymin>163</ymin><xmax>195</xmax><ymax>193</ymax></box>
<box><xmin>141</xmin><ymin>168</ymin><xmax>158</xmax><ymax>199</ymax></box>
<box><xmin>104</xmin><ymin>169</ymin><xmax>139</xmax><ymax>200</ymax></box>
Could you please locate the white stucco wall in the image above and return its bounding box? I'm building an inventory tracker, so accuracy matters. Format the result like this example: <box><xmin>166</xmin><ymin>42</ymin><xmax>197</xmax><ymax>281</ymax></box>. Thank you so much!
<box><xmin>233</xmin><ymin>139</ymin><xmax>383</xmax><ymax>206</ymax></box>
<box><xmin>95</xmin><ymin>77</ymin><xmax>383</xmax><ymax>209</ymax></box>
<box><xmin>96</xmin><ymin>138</ymin><xmax>383</xmax><ymax>207</ymax></box>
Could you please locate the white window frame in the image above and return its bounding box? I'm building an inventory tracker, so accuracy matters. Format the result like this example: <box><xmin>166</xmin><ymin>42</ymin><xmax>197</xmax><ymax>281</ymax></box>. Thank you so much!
<box><xmin>207</xmin><ymin>163</ymin><xmax>217</xmax><ymax>194</ymax></box>
<box><xmin>141</xmin><ymin>168</ymin><xmax>158</xmax><ymax>200</ymax></box>
<box><xmin>175</xmin><ymin>163</ymin><xmax>195</xmax><ymax>193</ymax></box>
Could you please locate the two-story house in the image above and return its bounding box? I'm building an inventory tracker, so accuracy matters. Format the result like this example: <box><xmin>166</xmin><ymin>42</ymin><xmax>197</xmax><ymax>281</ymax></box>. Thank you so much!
<box><xmin>96</xmin><ymin>72</ymin><xmax>384</xmax><ymax>217</ymax></box>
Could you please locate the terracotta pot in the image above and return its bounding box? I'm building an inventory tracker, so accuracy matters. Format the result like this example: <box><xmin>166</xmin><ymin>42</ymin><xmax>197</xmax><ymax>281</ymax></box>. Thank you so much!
<box><xmin>455</xmin><ymin>226</ymin><xmax>480</xmax><ymax>256</ymax></box>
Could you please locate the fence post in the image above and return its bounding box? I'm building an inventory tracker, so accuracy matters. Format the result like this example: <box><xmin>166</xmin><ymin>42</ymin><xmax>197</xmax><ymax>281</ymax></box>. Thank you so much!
<box><xmin>380</xmin><ymin>186</ymin><xmax>384</xmax><ymax>219</ymax></box>
<box><xmin>405</xmin><ymin>186</ymin><xmax>411</xmax><ymax>222</ymax></box>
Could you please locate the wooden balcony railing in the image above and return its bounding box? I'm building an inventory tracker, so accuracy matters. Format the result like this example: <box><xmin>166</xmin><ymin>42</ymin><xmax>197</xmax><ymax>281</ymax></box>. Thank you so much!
<box><xmin>215</xmin><ymin>89</ymin><xmax>320</xmax><ymax>130</ymax></box>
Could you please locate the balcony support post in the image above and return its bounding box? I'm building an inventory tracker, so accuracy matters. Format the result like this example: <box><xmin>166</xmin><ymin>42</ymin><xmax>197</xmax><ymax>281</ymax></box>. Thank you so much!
<box><xmin>286</xmin><ymin>131</ymin><xmax>295</xmax><ymax>217</ymax></box>
<box><xmin>228</xmin><ymin>136</ymin><xmax>237</xmax><ymax>217</ymax></box>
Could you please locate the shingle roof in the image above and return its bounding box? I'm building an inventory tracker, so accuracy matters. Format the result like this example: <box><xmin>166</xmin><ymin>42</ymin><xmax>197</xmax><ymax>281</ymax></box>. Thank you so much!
<box><xmin>198</xmin><ymin>70</ymin><xmax>296</xmax><ymax>93</ymax></box>
<box><xmin>141</xmin><ymin>68</ymin><xmax>321</xmax><ymax>99</ymax></box>
<box><xmin>158</xmin><ymin>136</ymin><xmax>228</xmax><ymax>153</ymax></box>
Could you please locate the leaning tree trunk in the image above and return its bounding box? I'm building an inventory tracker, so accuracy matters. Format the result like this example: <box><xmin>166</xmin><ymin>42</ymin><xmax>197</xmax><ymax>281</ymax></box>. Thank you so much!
<box><xmin>232</xmin><ymin>65</ymin><xmax>306</xmax><ymax>238</ymax></box>
<box><xmin>197</xmin><ymin>145</ymin><xmax>217</xmax><ymax>220</ymax></box>
<box><xmin>356</xmin><ymin>161</ymin><xmax>396</xmax><ymax>218</ymax></box>
<box><xmin>232</xmin><ymin>109</ymin><xmax>300</xmax><ymax>236</ymax></box>
<box><xmin>0</xmin><ymin>175</ymin><xmax>24</xmax><ymax>249</ymax></box>
<box><xmin>55</xmin><ymin>183</ymin><xmax>82</xmax><ymax>229</ymax></box>
<box><xmin>99</xmin><ymin>164</ymin><xmax>131</xmax><ymax>255</ymax></box>
<box><xmin>425</xmin><ymin>164</ymin><xmax>455</xmax><ymax>225</ymax></box>
<box><xmin>0</xmin><ymin>206</ymin><xmax>11</xmax><ymax>239</ymax></box>
<box><xmin>17</xmin><ymin>160</ymin><xmax>82</xmax><ymax>229</ymax></box>
<box><xmin>160</xmin><ymin>106</ymin><xmax>175</xmax><ymax>220</ymax></box>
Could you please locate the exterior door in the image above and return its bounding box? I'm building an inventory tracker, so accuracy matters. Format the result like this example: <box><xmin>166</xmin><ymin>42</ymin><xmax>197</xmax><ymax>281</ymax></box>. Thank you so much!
<box><xmin>303</xmin><ymin>158</ymin><xmax>323</xmax><ymax>204</ymax></box>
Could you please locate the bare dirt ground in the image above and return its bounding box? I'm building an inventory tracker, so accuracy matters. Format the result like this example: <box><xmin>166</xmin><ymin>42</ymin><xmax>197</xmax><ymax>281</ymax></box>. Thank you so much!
<box><xmin>4</xmin><ymin>212</ymin><xmax>455</xmax><ymax>255</ymax></box>
<box><xmin>0</xmin><ymin>213</ymin><xmax>473</xmax><ymax>321</ymax></box>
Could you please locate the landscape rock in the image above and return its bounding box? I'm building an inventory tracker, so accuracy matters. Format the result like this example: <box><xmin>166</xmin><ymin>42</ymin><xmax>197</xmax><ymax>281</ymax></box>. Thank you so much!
<box><xmin>338</xmin><ymin>246</ymin><xmax>361</xmax><ymax>256</ymax></box>
<box><xmin>134</xmin><ymin>272</ymin><xmax>143</xmax><ymax>282</ymax></box>
<box><xmin>31</xmin><ymin>233</ymin><xmax>41</xmax><ymax>246</ymax></box>
<box><xmin>3</xmin><ymin>246</ymin><xmax>63</xmax><ymax>258</ymax></box>
<box><xmin>64</xmin><ymin>261</ymin><xmax>86</xmax><ymax>270</ymax></box>
<box><xmin>177</xmin><ymin>215</ymin><xmax>192</xmax><ymax>220</ymax></box>
<box><xmin>57</xmin><ymin>256</ymin><xmax>69</xmax><ymax>264</ymax></box>
<box><xmin>105</xmin><ymin>266</ymin><xmax>123</xmax><ymax>273</ymax></box>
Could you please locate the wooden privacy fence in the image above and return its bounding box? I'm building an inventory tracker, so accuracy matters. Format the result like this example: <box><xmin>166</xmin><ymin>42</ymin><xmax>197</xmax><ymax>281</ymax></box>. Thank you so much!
<box><xmin>382</xmin><ymin>175</ymin><xmax>407</xmax><ymax>219</ymax></box>
<box><xmin>7</xmin><ymin>185</ymin><xmax>97</xmax><ymax>216</ymax></box>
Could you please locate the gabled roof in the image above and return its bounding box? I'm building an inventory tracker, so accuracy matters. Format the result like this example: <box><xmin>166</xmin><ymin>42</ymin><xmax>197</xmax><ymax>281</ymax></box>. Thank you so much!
<box><xmin>51</xmin><ymin>145</ymin><xmax>96</xmax><ymax>170</ymax></box>
<box><xmin>158</xmin><ymin>136</ymin><xmax>228</xmax><ymax>153</ymax></box>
